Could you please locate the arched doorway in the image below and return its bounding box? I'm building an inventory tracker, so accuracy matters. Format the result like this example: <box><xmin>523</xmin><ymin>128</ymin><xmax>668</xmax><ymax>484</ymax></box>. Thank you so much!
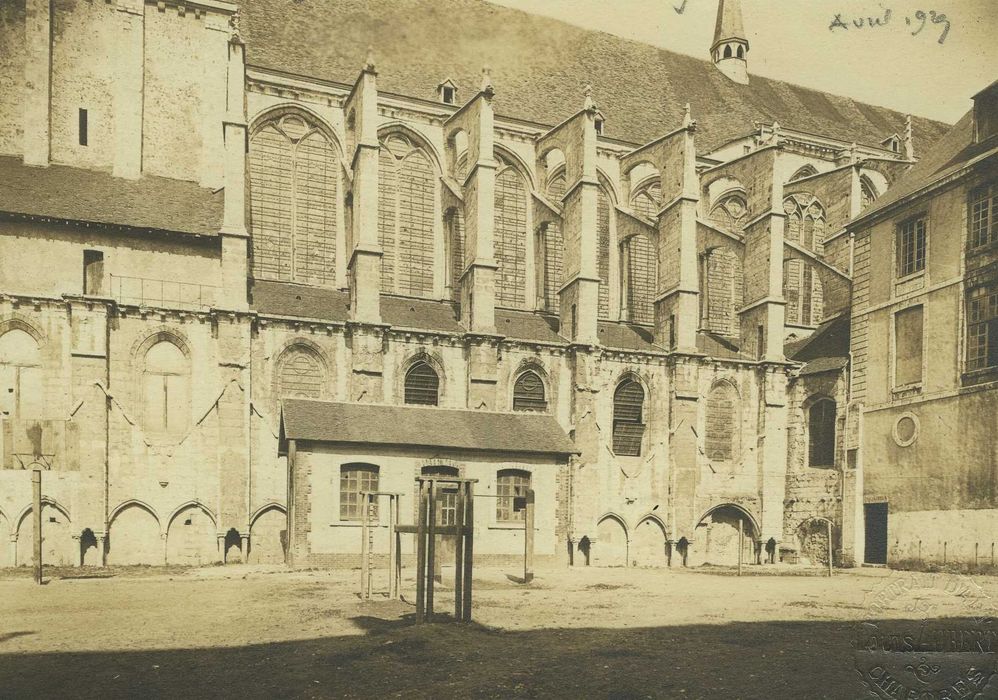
<box><xmin>249</xmin><ymin>506</ymin><xmax>286</xmax><ymax>564</ymax></box>
<box><xmin>224</xmin><ymin>528</ymin><xmax>242</xmax><ymax>563</ymax></box>
<box><xmin>80</xmin><ymin>528</ymin><xmax>99</xmax><ymax>566</ymax></box>
<box><xmin>16</xmin><ymin>503</ymin><xmax>74</xmax><ymax>567</ymax></box>
<box><xmin>107</xmin><ymin>503</ymin><xmax>161</xmax><ymax>565</ymax></box>
<box><xmin>595</xmin><ymin>516</ymin><xmax>628</xmax><ymax>567</ymax></box>
<box><xmin>631</xmin><ymin>517</ymin><xmax>668</xmax><ymax>567</ymax></box>
<box><xmin>166</xmin><ymin>504</ymin><xmax>218</xmax><ymax>566</ymax></box>
<box><xmin>691</xmin><ymin>505</ymin><xmax>758</xmax><ymax>567</ymax></box>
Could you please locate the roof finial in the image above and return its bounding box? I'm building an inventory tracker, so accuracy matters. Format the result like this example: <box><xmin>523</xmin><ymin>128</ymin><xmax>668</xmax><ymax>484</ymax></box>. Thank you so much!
<box><xmin>583</xmin><ymin>84</ymin><xmax>595</xmax><ymax>111</ymax></box>
<box><xmin>480</xmin><ymin>65</ymin><xmax>493</xmax><ymax>93</ymax></box>
<box><xmin>904</xmin><ymin>115</ymin><xmax>915</xmax><ymax>160</ymax></box>
<box><xmin>364</xmin><ymin>45</ymin><xmax>376</xmax><ymax>73</ymax></box>
<box><xmin>682</xmin><ymin>103</ymin><xmax>692</xmax><ymax>127</ymax></box>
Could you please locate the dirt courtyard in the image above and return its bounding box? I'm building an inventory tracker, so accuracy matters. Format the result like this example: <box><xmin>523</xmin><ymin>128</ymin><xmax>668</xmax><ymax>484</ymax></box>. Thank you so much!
<box><xmin>1</xmin><ymin>564</ymin><xmax>996</xmax><ymax>699</ymax></box>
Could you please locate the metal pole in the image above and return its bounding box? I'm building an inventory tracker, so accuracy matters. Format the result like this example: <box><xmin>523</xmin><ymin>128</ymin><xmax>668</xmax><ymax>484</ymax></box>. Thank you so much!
<box><xmin>32</xmin><ymin>469</ymin><xmax>42</xmax><ymax>585</ymax></box>
<box><xmin>737</xmin><ymin>517</ymin><xmax>743</xmax><ymax>577</ymax></box>
<box><xmin>826</xmin><ymin>520</ymin><xmax>833</xmax><ymax>577</ymax></box>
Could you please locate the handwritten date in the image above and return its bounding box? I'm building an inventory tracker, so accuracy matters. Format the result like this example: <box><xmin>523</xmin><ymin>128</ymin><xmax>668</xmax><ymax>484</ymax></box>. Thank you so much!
<box><xmin>829</xmin><ymin>8</ymin><xmax>951</xmax><ymax>44</ymax></box>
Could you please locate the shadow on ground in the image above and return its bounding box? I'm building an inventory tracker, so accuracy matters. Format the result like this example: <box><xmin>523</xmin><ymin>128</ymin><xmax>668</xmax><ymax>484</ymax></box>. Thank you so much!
<box><xmin>3</xmin><ymin>612</ymin><xmax>992</xmax><ymax>699</ymax></box>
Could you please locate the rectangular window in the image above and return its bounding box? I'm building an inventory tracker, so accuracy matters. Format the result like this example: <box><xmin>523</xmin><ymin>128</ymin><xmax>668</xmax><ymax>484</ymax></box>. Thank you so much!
<box><xmin>967</xmin><ymin>284</ymin><xmax>998</xmax><ymax>371</ymax></box>
<box><xmin>496</xmin><ymin>470</ymin><xmax>530</xmax><ymax>523</ymax></box>
<box><xmin>83</xmin><ymin>250</ymin><xmax>104</xmax><ymax>296</ymax></box>
<box><xmin>894</xmin><ymin>305</ymin><xmax>924</xmax><ymax>386</ymax></box>
<box><xmin>78</xmin><ymin>108</ymin><xmax>88</xmax><ymax>147</ymax></box>
<box><xmin>969</xmin><ymin>184</ymin><xmax>998</xmax><ymax>249</ymax></box>
<box><xmin>896</xmin><ymin>217</ymin><xmax>926</xmax><ymax>278</ymax></box>
<box><xmin>339</xmin><ymin>465</ymin><xmax>379</xmax><ymax>521</ymax></box>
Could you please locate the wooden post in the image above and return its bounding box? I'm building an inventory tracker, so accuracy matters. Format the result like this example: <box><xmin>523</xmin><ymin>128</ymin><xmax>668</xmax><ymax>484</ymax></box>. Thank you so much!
<box><xmin>454</xmin><ymin>484</ymin><xmax>465</xmax><ymax>620</ymax></box>
<box><xmin>360</xmin><ymin>492</ymin><xmax>370</xmax><ymax>599</ymax></box>
<box><xmin>462</xmin><ymin>481</ymin><xmax>474</xmax><ymax>622</ymax></box>
<box><xmin>737</xmin><ymin>518</ymin><xmax>743</xmax><ymax>577</ymax></box>
<box><xmin>524</xmin><ymin>489</ymin><xmax>534</xmax><ymax>584</ymax></box>
<box><xmin>415</xmin><ymin>482</ymin><xmax>427</xmax><ymax>623</ymax></box>
<box><xmin>826</xmin><ymin>520</ymin><xmax>833</xmax><ymax>577</ymax></box>
<box><xmin>426</xmin><ymin>479</ymin><xmax>437</xmax><ymax>620</ymax></box>
<box><xmin>394</xmin><ymin>495</ymin><xmax>402</xmax><ymax>600</ymax></box>
<box><xmin>388</xmin><ymin>494</ymin><xmax>398</xmax><ymax>600</ymax></box>
<box><xmin>32</xmin><ymin>469</ymin><xmax>42</xmax><ymax>585</ymax></box>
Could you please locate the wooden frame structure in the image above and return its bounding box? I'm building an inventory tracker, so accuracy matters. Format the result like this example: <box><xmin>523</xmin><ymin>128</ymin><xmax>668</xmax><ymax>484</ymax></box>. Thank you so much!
<box><xmin>359</xmin><ymin>491</ymin><xmax>402</xmax><ymax>600</ymax></box>
<box><xmin>396</xmin><ymin>477</ymin><xmax>477</xmax><ymax>623</ymax></box>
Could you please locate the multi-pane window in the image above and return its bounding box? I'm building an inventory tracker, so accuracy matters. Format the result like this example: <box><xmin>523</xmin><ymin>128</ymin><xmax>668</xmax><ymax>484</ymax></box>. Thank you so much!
<box><xmin>340</xmin><ymin>464</ymin><xmax>379</xmax><ymax>521</ymax></box>
<box><xmin>404</xmin><ymin>361</ymin><xmax>439</xmax><ymax>405</ymax></box>
<box><xmin>701</xmin><ymin>246</ymin><xmax>742</xmax><ymax>336</ymax></box>
<box><xmin>445</xmin><ymin>207</ymin><xmax>466</xmax><ymax>299</ymax></box>
<box><xmin>612</xmin><ymin>379</ymin><xmax>645</xmax><ymax>456</ymax></box>
<box><xmin>705</xmin><ymin>381</ymin><xmax>737</xmax><ymax>461</ymax></box>
<box><xmin>969</xmin><ymin>184</ymin><xmax>998</xmax><ymax>249</ymax></box>
<box><xmin>783</xmin><ymin>196</ymin><xmax>826</xmax><ymax>326</ymax></box>
<box><xmin>894</xmin><ymin>306</ymin><xmax>924</xmax><ymax>386</ymax></box>
<box><xmin>597</xmin><ymin>189</ymin><xmax>612</xmax><ymax>318</ymax></box>
<box><xmin>512</xmin><ymin>371</ymin><xmax>547</xmax><ymax>412</ymax></box>
<box><xmin>808</xmin><ymin>399</ymin><xmax>836</xmax><ymax>468</ymax></box>
<box><xmin>897</xmin><ymin>217</ymin><xmax>927</xmax><ymax>278</ymax></box>
<box><xmin>378</xmin><ymin>135</ymin><xmax>436</xmax><ymax>297</ymax></box>
<box><xmin>0</xmin><ymin>328</ymin><xmax>43</xmax><ymax>419</ymax></box>
<box><xmin>542</xmin><ymin>173</ymin><xmax>567</xmax><ymax>313</ymax></box>
<box><xmin>967</xmin><ymin>283</ymin><xmax>998</xmax><ymax>371</ymax></box>
<box><xmin>278</xmin><ymin>348</ymin><xmax>324</xmax><ymax>399</ymax></box>
<box><xmin>627</xmin><ymin>182</ymin><xmax>661</xmax><ymax>325</ymax></box>
<box><xmin>496</xmin><ymin>469</ymin><xmax>530</xmax><ymax>522</ymax></box>
<box><xmin>142</xmin><ymin>340</ymin><xmax>190</xmax><ymax>435</ymax></box>
<box><xmin>495</xmin><ymin>160</ymin><xmax>528</xmax><ymax>308</ymax></box>
<box><xmin>422</xmin><ymin>465</ymin><xmax>459</xmax><ymax>526</ymax></box>
<box><xmin>249</xmin><ymin>113</ymin><xmax>338</xmax><ymax>286</ymax></box>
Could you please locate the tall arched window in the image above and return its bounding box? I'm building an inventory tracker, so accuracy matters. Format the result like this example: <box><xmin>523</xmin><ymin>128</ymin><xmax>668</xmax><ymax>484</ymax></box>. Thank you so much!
<box><xmin>808</xmin><ymin>398</ymin><xmax>836</xmax><ymax>467</ymax></box>
<box><xmin>597</xmin><ymin>187</ymin><xmax>613</xmax><ymax>318</ymax></box>
<box><xmin>625</xmin><ymin>180</ymin><xmax>661</xmax><ymax>325</ymax></box>
<box><xmin>142</xmin><ymin>340</ymin><xmax>190</xmax><ymax>435</ymax></box>
<box><xmin>700</xmin><ymin>246</ymin><xmax>743</xmax><ymax>336</ymax></box>
<box><xmin>542</xmin><ymin>172</ymin><xmax>567</xmax><ymax>312</ymax></box>
<box><xmin>404</xmin><ymin>361</ymin><xmax>439</xmax><ymax>406</ymax></box>
<box><xmin>512</xmin><ymin>370</ymin><xmax>547</xmax><ymax>412</ymax></box>
<box><xmin>789</xmin><ymin>164</ymin><xmax>818</xmax><ymax>183</ymax></box>
<box><xmin>0</xmin><ymin>328</ymin><xmax>43</xmax><ymax>419</ymax></box>
<box><xmin>705</xmin><ymin>381</ymin><xmax>738</xmax><ymax>462</ymax></box>
<box><xmin>860</xmin><ymin>175</ymin><xmax>879</xmax><ymax>209</ymax></box>
<box><xmin>445</xmin><ymin>207</ymin><xmax>466</xmax><ymax>300</ymax></box>
<box><xmin>783</xmin><ymin>196</ymin><xmax>826</xmax><ymax>326</ymax></box>
<box><xmin>496</xmin><ymin>469</ymin><xmax>531</xmax><ymax>522</ymax></box>
<box><xmin>630</xmin><ymin>180</ymin><xmax>661</xmax><ymax>221</ymax></box>
<box><xmin>249</xmin><ymin>112</ymin><xmax>339</xmax><ymax>286</ymax></box>
<box><xmin>378</xmin><ymin>134</ymin><xmax>437</xmax><ymax>298</ymax></box>
<box><xmin>277</xmin><ymin>346</ymin><xmax>325</xmax><ymax>399</ymax></box>
<box><xmin>709</xmin><ymin>194</ymin><xmax>748</xmax><ymax>232</ymax></box>
<box><xmin>494</xmin><ymin>155</ymin><xmax>529</xmax><ymax>308</ymax></box>
<box><xmin>612</xmin><ymin>379</ymin><xmax>645</xmax><ymax>456</ymax></box>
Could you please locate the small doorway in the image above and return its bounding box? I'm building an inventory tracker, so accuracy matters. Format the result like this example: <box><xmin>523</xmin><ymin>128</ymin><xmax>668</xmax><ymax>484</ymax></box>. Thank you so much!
<box><xmin>864</xmin><ymin>502</ymin><xmax>888</xmax><ymax>565</ymax></box>
<box><xmin>422</xmin><ymin>466</ymin><xmax>459</xmax><ymax>580</ymax></box>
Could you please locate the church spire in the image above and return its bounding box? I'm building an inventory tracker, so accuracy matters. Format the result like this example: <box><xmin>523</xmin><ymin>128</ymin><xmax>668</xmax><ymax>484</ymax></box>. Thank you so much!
<box><xmin>711</xmin><ymin>0</ymin><xmax>749</xmax><ymax>85</ymax></box>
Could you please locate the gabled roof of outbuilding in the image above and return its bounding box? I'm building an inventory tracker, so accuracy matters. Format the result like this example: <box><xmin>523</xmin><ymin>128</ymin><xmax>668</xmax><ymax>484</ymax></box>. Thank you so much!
<box><xmin>239</xmin><ymin>0</ymin><xmax>949</xmax><ymax>154</ymax></box>
<box><xmin>281</xmin><ymin>398</ymin><xmax>579</xmax><ymax>456</ymax></box>
<box><xmin>0</xmin><ymin>156</ymin><xmax>223</xmax><ymax>236</ymax></box>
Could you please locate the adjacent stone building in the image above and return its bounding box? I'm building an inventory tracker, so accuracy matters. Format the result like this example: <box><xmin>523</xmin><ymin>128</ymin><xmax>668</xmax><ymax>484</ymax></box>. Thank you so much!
<box><xmin>0</xmin><ymin>0</ymin><xmax>956</xmax><ymax>569</ymax></box>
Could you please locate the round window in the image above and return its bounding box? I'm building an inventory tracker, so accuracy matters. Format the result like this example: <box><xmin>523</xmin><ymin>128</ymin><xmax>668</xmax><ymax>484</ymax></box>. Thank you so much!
<box><xmin>892</xmin><ymin>413</ymin><xmax>919</xmax><ymax>447</ymax></box>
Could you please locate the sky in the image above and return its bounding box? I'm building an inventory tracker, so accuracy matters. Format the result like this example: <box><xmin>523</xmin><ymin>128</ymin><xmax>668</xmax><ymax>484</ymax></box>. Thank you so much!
<box><xmin>489</xmin><ymin>0</ymin><xmax>997</xmax><ymax>124</ymax></box>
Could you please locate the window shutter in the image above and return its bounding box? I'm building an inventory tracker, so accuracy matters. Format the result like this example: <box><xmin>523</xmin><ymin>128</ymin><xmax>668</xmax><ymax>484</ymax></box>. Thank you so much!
<box><xmin>612</xmin><ymin>380</ymin><xmax>645</xmax><ymax>456</ymax></box>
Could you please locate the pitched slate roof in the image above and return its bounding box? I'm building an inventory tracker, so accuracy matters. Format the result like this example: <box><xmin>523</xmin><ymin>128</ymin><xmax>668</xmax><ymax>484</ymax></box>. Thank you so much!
<box><xmin>0</xmin><ymin>156</ymin><xmax>223</xmax><ymax>236</ymax></box>
<box><xmin>852</xmin><ymin>109</ymin><xmax>998</xmax><ymax>225</ymax></box>
<box><xmin>240</xmin><ymin>0</ymin><xmax>949</xmax><ymax>153</ymax></box>
<box><xmin>785</xmin><ymin>313</ymin><xmax>850</xmax><ymax>375</ymax></box>
<box><xmin>281</xmin><ymin>398</ymin><xmax>578</xmax><ymax>456</ymax></box>
<box><xmin>713</xmin><ymin>0</ymin><xmax>747</xmax><ymax>48</ymax></box>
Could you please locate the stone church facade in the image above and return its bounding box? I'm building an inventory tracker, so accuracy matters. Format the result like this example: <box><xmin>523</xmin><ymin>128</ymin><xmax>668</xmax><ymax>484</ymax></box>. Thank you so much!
<box><xmin>0</xmin><ymin>0</ymin><xmax>951</xmax><ymax>569</ymax></box>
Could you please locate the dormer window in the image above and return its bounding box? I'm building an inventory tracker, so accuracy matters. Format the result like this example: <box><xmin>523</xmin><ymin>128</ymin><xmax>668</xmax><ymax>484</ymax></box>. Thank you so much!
<box><xmin>437</xmin><ymin>79</ymin><xmax>458</xmax><ymax>105</ymax></box>
<box><xmin>881</xmin><ymin>134</ymin><xmax>901</xmax><ymax>154</ymax></box>
<box><xmin>594</xmin><ymin>118</ymin><xmax>604</xmax><ymax>136</ymax></box>
<box><xmin>972</xmin><ymin>80</ymin><xmax>998</xmax><ymax>144</ymax></box>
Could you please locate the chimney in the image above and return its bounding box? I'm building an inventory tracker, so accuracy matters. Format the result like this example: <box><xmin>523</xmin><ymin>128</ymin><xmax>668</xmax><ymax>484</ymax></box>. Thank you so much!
<box><xmin>711</xmin><ymin>0</ymin><xmax>749</xmax><ymax>85</ymax></box>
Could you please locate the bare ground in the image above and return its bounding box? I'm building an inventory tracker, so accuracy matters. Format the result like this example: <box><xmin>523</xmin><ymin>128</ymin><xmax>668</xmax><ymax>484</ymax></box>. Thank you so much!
<box><xmin>1</xmin><ymin>564</ymin><xmax>996</xmax><ymax>699</ymax></box>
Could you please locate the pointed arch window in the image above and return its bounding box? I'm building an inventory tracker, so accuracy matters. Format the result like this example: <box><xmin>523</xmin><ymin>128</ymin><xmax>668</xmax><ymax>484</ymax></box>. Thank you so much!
<box><xmin>249</xmin><ymin>112</ymin><xmax>339</xmax><ymax>286</ymax></box>
<box><xmin>404</xmin><ymin>361</ymin><xmax>439</xmax><ymax>406</ymax></box>
<box><xmin>277</xmin><ymin>346</ymin><xmax>325</xmax><ymax>399</ymax></box>
<box><xmin>789</xmin><ymin>165</ymin><xmax>818</xmax><ymax>183</ymax></box>
<box><xmin>783</xmin><ymin>196</ymin><xmax>826</xmax><ymax>326</ymax></box>
<box><xmin>513</xmin><ymin>370</ymin><xmax>547</xmax><ymax>412</ymax></box>
<box><xmin>494</xmin><ymin>155</ymin><xmax>529</xmax><ymax>308</ymax></box>
<box><xmin>709</xmin><ymin>194</ymin><xmax>748</xmax><ymax>232</ymax></box>
<box><xmin>705</xmin><ymin>382</ymin><xmax>738</xmax><ymax>461</ymax></box>
<box><xmin>142</xmin><ymin>340</ymin><xmax>190</xmax><ymax>435</ymax></box>
<box><xmin>378</xmin><ymin>134</ymin><xmax>437</xmax><ymax>298</ymax></box>
<box><xmin>0</xmin><ymin>328</ymin><xmax>43</xmax><ymax>419</ymax></box>
<box><xmin>700</xmin><ymin>246</ymin><xmax>743</xmax><ymax>336</ymax></box>
<box><xmin>542</xmin><ymin>172</ymin><xmax>567</xmax><ymax>312</ymax></box>
<box><xmin>808</xmin><ymin>398</ymin><xmax>836</xmax><ymax>468</ymax></box>
<box><xmin>625</xmin><ymin>180</ymin><xmax>661</xmax><ymax>325</ymax></box>
<box><xmin>445</xmin><ymin>207</ymin><xmax>466</xmax><ymax>299</ymax></box>
<box><xmin>597</xmin><ymin>187</ymin><xmax>613</xmax><ymax>318</ymax></box>
<box><xmin>612</xmin><ymin>379</ymin><xmax>645</xmax><ymax>456</ymax></box>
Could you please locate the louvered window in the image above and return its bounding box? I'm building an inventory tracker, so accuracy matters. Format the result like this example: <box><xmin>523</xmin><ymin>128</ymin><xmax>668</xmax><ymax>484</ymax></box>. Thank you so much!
<box><xmin>612</xmin><ymin>380</ymin><xmax>645</xmax><ymax>456</ymax></box>
<box><xmin>404</xmin><ymin>361</ymin><xmax>439</xmax><ymax>405</ymax></box>
<box><xmin>513</xmin><ymin>371</ymin><xmax>547</xmax><ymax>412</ymax></box>
<box><xmin>496</xmin><ymin>469</ymin><xmax>530</xmax><ymax>522</ymax></box>
<box><xmin>340</xmin><ymin>464</ymin><xmax>379</xmax><ymax>520</ymax></box>
<box><xmin>808</xmin><ymin>399</ymin><xmax>836</xmax><ymax>468</ymax></box>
